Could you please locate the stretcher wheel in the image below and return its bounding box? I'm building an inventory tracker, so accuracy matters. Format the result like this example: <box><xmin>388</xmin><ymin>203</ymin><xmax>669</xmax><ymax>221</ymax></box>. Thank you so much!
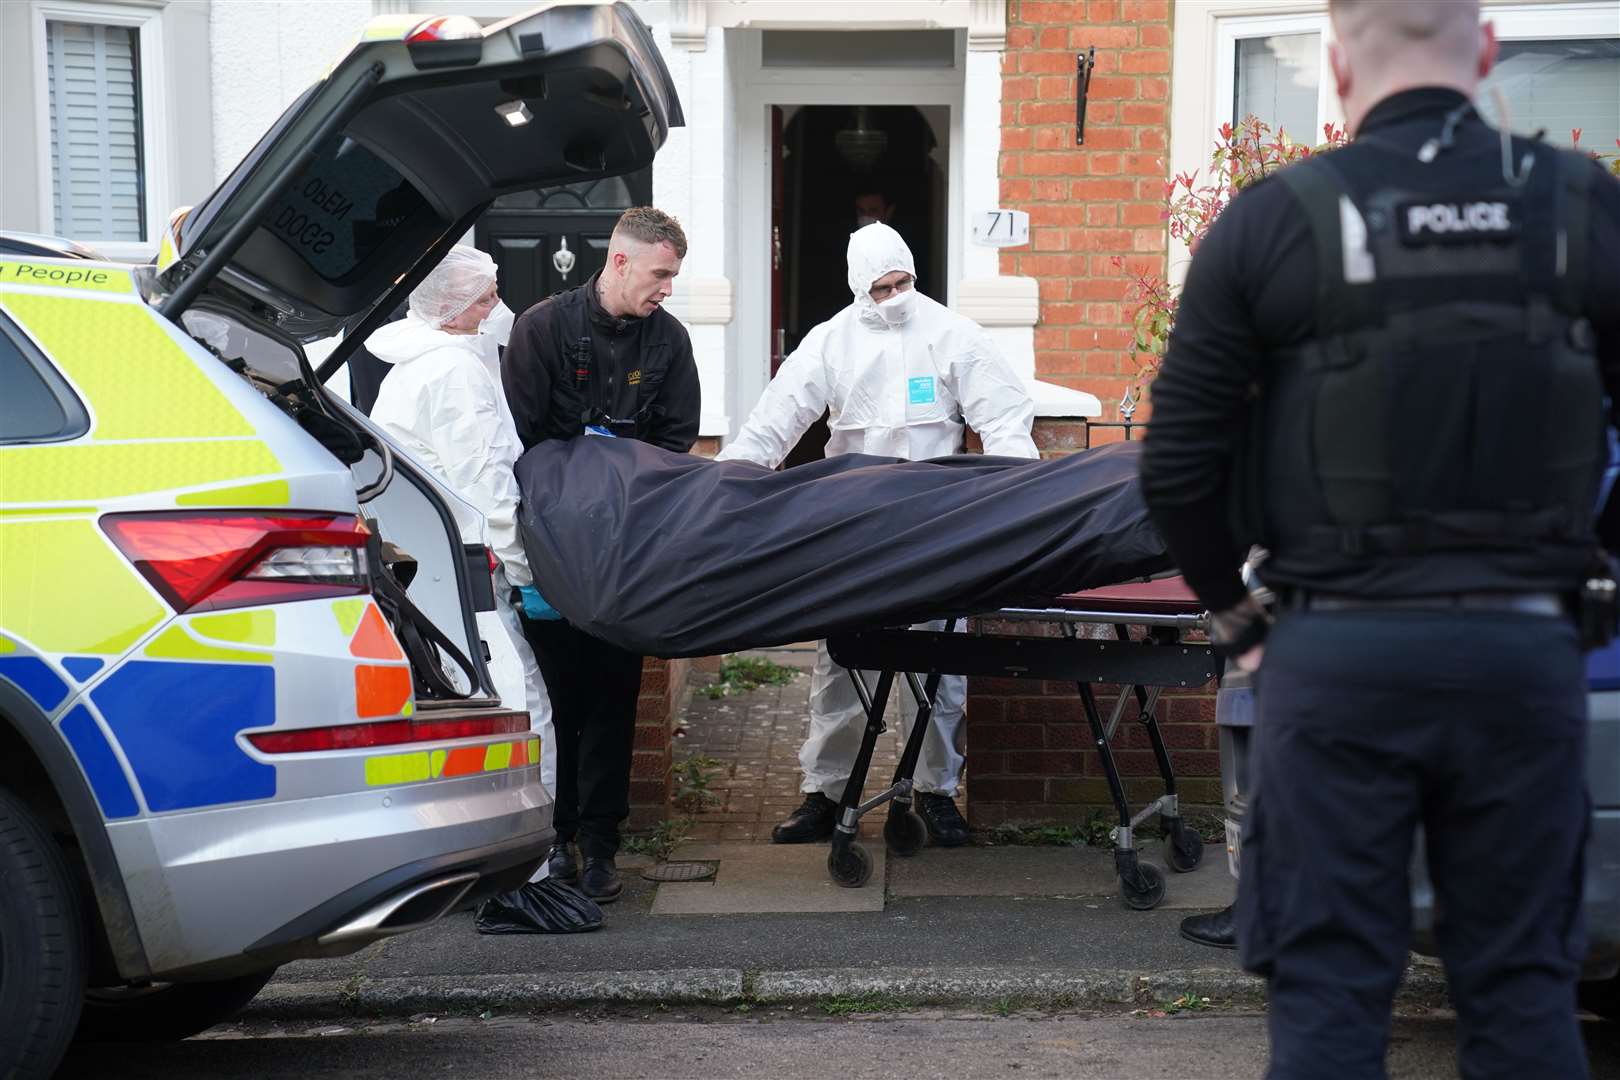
<box><xmin>828</xmin><ymin>842</ymin><xmax>874</xmax><ymax>888</ymax></box>
<box><xmin>1166</xmin><ymin>825</ymin><xmax>1204</xmax><ymax>873</ymax></box>
<box><xmin>1120</xmin><ymin>861</ymin><xmax>1166</xmax><ymax>911</ymax></box>
<box><xmin>883</xmin><ymin>808</ymin><xmax>927</xmax><ymax>857</ymax></box>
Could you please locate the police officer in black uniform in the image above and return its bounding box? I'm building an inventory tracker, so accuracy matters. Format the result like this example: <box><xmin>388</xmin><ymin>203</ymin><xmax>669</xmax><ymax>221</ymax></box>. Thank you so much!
<box><xmin>1140</xmin><ymin>2</ymin><xmax>1620</xmax><ymax>1076</ymax></box>
<box><xmin>502</xmin><ymin>207</ymin><xmax>701</xmax><ymax>903</ymax></box>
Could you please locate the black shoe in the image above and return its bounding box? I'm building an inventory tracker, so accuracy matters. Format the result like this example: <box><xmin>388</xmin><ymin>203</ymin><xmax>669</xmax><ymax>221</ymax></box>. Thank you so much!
<box><xmin>579</xmin><ymin>857</ymin><xmax>622</xmax><ymax>903</ymax></box>
<box><xmin>771</xmin><ymin>792</ymin><xmax>838</xmax><ymax>844</ymax></box>
<box><xmin>916</xmin><ymin>793</ymin><xmax>970</xmax><ymax>847</ymax></box>
<box><xmin>546</xmin><ymin>842</ymin><xmax>577</xmax><ymax>884</ymax></box>
<box><xmin>1179</xmin><ymin>905</ymin><xmax>1237</xmax><ymax>949</ymax></box>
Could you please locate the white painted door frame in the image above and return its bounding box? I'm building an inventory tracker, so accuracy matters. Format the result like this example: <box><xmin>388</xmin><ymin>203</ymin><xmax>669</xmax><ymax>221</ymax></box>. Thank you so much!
<box><xmin>727</xmin><ymin>29</ymin><xmax>967</xmax><ymax>437</ymax></box>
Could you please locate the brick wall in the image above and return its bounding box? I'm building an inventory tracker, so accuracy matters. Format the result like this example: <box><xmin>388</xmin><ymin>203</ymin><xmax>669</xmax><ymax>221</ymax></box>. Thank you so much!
<box><xmin>961</xmin><ymin>0</ymin><xmax>1220</xmax><ymax>824</ymax></box>
<box><xmin>966</xmin><ymin>676</ymin><xmax>1222</xmax><ymax>825</ymax></box>
<box><xmin>630</xmin><ymin>655</ymin><xmax>691</xmax><ymax>827</ymax></box>
<box><xmin>625</xmin><ymin>433</ymin><xmax>723</xmax><ymax>826</ymax></box>
<box><xmin>999</xmin><ymin>0</ymin><xmax>1171</xmax><ymax>427</ymax></box>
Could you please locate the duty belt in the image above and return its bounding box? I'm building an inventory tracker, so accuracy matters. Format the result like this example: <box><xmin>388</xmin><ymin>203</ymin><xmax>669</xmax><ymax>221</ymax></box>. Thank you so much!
<box><xmin>1285</xmin><ymin>590</ymin><xmax>1567</xmax><ymax>617</ymax></box>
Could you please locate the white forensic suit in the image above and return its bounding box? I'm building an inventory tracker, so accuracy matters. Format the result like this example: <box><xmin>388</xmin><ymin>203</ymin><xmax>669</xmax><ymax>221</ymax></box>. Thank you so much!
<box><xmin>717</xmin><ymin>223</ymin><xmax>1039</xmax><ymax>799</ymax></box>
<box><xmin>368</xmin><ymin>248</ymin><xmax>556</xmax><ymax>793</ymax></box>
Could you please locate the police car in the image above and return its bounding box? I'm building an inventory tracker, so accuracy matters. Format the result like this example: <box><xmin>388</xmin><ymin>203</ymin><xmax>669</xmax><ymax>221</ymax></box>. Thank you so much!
<box><xmin>0</xmin><ymin>5</ymin><xmax>679</xmax><ymax>1076</ymax></box>
<box><xmin>1407</xmin><ymin>639</ymin><xmax>1620</xmax><ymax>1017</ymax></box>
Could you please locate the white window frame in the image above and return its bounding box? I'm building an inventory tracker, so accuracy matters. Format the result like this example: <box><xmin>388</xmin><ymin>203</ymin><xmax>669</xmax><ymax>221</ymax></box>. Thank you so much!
<box><xmin>30</xmin><ymin>0</ymin><xmax>170</xmax><ymax>259</ymax></box>
<box><xmin>1170</xmin><ymin>0</ymin><xmax>1620</xmax><ymax>277</ymax></box>
<box><xmin>1212</xmin><ymin>11</ymin><xmax>1338</xmax><ymax>145</ymax></box>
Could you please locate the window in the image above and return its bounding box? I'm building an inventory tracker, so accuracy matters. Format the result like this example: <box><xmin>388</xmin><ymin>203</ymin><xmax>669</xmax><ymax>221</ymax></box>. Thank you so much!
<box><xmin>1168</xmin><ymin>1</ymin><xmax>1619</xmax><ymax>274</ymax></box>
<box><xmin>0</xmin><ymin>318</ymin><xmax>88</xmax><ymax>444</ymax></box>
<box><xmin>263</xmin><ymin>136</ymin><xmax>433</xmax><ymax>283</ymax></box>
<box><xmin>31</xmin><ymin>2</ymin><xmax>168</xmax><ymax>252</ymax></box>
<box><xmin>1234</xmin><ymin>32</ymin><xmax>1324</xmax><ymax>145</ymax></box>
<box><xmin>1478</xmin><ymin>36</ymin><xmax>1620</xmax><ymax>151</ymax></box>
<box><xmin>1192</xmin><ymin>2</ymin><xmax>1619</xmax><ymax>149</ymax></box>
<box><xmin>46</xmin><ymin>20</ymin><xmax>144</xmax><ymax>242</ymax></box>
<box><xmin>1214</xmin><ymin>12</ymin><xmax>1336</xmax><ymax>145</ymax></box>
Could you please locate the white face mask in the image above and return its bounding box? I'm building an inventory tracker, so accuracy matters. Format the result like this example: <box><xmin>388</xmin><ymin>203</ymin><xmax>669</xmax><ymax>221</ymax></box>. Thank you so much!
<box><xmin>478</xmin><ymin>299</ymin><xmax>514</xmax><ymax>347</ymax></box>
<box><xmin>875</xmin><ymin>288</ymin><xmax>916</xmax><ymax>326</ymax></box>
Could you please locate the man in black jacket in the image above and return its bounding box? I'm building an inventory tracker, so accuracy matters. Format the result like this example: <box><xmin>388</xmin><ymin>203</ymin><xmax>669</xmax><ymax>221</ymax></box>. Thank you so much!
<box><xmin>502</xmin><ymin>207</ymin><xmax>701</xmax><ymax>902</ymax></box>
<box><xmin>1141</xmin><ymin>2</ymin><xmax>1620</xmax><ymax>1076</ymax></box>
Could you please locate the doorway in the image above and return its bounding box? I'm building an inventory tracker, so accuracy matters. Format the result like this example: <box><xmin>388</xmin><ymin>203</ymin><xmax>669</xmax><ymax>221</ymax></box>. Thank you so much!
<box><xmin>475</xmin><ymin>168</ymin><xmax>651</xmax><ymax>316</ymax></box>
<box><xmin>771</xmin><ymin>104</ymin><xmax>950</xmax><ymax>466</ymax></box>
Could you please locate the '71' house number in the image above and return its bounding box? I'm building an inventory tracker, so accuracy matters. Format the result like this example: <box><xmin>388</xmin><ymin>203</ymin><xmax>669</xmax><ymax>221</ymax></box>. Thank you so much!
<box><xmin>971</xmin><ymin>209</ymin><xmax>1030</xmax><ymax>248</ymax></box>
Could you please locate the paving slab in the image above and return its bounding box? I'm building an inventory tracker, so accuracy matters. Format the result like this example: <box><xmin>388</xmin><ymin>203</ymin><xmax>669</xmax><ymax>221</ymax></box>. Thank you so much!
<box><xmin>888</xmin><ymin>845</ymin><xmax>1235</xmax><ymax>910</ymax></box>
<box><xmin>651</xmin><ymin>842</ymin><xmax>887</xmax><ymax>915</ymax></box>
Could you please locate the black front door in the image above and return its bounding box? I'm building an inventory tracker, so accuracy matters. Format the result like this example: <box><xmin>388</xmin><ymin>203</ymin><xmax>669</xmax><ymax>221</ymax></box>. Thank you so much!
<box><xmin>476</xmin><ymin>169</ymin><xmax>652</xmax><ymax>316</ymax></box>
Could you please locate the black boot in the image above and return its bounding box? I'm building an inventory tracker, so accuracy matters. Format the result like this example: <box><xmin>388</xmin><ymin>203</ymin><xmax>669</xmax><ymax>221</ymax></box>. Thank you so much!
<box><xmin>916</xmin><ymin>793</ymin><xmax>970</xmax><ymax>847</ymax></box>
<box><xmin>546</xmin><ymin>842</ymin><xmax>578</xmax><ymax>884</ymax></box>
<box><xmin>771</xmin><ymin>792</ymin><xmax>838</xmax><ymax>844</ymax></box>
<box><xmin>1179</xmin><ymin>904</ymin><xmax>1237</xmax><ymax>949</ymax></box>
<box><xmin>579</xmin><ymin>857</ymin><xmax>622</xmax><ymax>903</ymax></box>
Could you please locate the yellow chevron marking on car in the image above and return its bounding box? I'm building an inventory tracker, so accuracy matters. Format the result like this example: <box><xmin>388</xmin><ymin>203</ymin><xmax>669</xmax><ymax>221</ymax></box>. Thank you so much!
<box><xmin>2</xmin><ymin>441</ymin><xmax>282</xmax><ymax>504</ymax></box>
<box><xmin>144</xmin><ymin>625</ymin><xmax>272</xmax><ymax>665</ymax></box>
<box><xmin>157</xmin><ymin>231</ymin><xmax>179</xmax><ymax>273</ymax></box>
<box><xmin>191</xmin><ymin>611</ymin><xmax>277</xmax><ymax>648</ymax></box>
<box><xmin>0</xmin><ymin>259</ymin><xmax>133</xmax><ymax>294</ymax></box>
<box><xmin>364</xmin><ymin>750</ymin><xmax>439</xmax><ymax>787</ymax></box>
<box><xmin>0</xmin><ymin>519</ymin><xmax>165</xmax><ymax>654</ymax></box>
<box><xmin>0</xmin><ymin>294</ymin><xmax>252</xmax><ymax>440</ymax></box>
<box><xmin>0</xmin><ymin>637</ymin><xmax>15</xmax><ymax>654</ymax></box>
<box><xmin>483</xmin><ymin>742</ymin><xmax>512</xmax><ymax>770</ymax></box>
<box><xmin>363</xmin><ymin>738</ymin><xmax>539</xmax><ymax>787</ymax></box>
<box><xmin>332</xmin><ymin>598</ymin><xmax>369</xmax><ymax>638</ymax></box>
<box><xmin>360</xmin><ymin>13</ymin><xmax>420</xmax><ymax>40</ymax></box>
<box><xmin>0</xmin><ymin>506</ymin><xmax>96</xmax><ymax>518</ymax></box>
<box><xmin>175</xmin><ymin>479</ymin><xmax>291</xmax><ymax>507</ymax></box>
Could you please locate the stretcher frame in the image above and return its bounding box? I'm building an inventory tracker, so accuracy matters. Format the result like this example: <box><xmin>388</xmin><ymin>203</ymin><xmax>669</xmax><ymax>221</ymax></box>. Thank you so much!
<box><xmin>823</xmin><ymin>581</ymin><xmax>1221</xmax><ymax>909</ymax></box>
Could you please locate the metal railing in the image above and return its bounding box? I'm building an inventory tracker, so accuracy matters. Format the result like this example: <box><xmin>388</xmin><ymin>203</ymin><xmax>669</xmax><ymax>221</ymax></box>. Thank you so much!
<box><xmin>1080</xmin><ymin>386</ymin><xmax>1146</xmax><ymax>449</ymax></box>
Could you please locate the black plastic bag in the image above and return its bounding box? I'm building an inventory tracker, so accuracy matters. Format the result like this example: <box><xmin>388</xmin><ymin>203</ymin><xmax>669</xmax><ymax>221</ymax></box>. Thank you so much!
<box><xmin>514</xmin><ymin>437</ymin><xmax>1172</xmax><ymax>658</ymax></box>
<box><xmin>474</xmin><ymin>878</ymin><xmax>604</xmax><ymax>935</ymax></box>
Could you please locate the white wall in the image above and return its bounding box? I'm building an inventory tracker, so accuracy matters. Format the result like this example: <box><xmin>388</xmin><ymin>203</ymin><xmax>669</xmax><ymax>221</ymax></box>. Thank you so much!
<box><xmin>208</xmin><ymin>0</ymin><xmax>373</xmax><ymax>183</ymax></box>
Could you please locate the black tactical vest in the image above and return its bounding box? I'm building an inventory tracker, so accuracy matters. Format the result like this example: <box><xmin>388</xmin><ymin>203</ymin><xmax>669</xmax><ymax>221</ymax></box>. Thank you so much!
<box><xmin>1241</xmin><ymin>141</ymin><xmax>1606</xmax><ymax>590</ymax></box>
<box><xmin>544</xmin><ymin>281</ymin><xmax>677</xmax><ymax>441</ymax></box>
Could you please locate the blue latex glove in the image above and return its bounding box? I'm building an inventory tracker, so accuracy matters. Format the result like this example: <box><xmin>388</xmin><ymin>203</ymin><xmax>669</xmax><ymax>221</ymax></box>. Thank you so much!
<box><xmin>518</xmin><ymin>584</ymin><xmax>563</xmax><ymax>621</ymax></box>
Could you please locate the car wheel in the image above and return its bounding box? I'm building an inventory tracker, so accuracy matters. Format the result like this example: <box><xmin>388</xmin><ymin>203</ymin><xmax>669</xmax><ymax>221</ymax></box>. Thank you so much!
<box><xmin>1579</xmin><ymin>975</ymin><xmax>1620</xmax><ymax>1021</ymax></box>
<box><xmin>0</xmin><ymin>783</ymin><xmax>88</xmax><ymax>1080</ymax></box>
<box><xmin>77</xmin><ymin>968</ymin><xmax>278</xmax><ymax>1043</ymax></box>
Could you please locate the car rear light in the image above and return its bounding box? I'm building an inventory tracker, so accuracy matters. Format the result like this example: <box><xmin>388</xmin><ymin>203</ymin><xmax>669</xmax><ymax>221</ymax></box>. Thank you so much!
<box><xmin>406</xmin><ymin>15</ymin><xmax>481</xmax><ymax>42</ymax></box>
<box><xmin>102</xmin><ymin>512</ymin><xmax>368</xmax><ymax>613</ymax></box>
<box><xmin>247</xmin><ymin>710</ymin><xmax>529</xmax><ymax>753</ymax></box>
<box><xmin>406</xmin><ymin>15</ymin><xmax>482</xmax><ymax>69</ymax></box>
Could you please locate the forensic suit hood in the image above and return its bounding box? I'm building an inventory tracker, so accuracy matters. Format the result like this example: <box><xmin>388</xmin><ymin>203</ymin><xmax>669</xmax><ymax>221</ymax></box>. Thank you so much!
<box><xmin>719</xmin><ymin>223</ymin><xmax>1038</xmax><ymax>466</ymax></box>
<box><xmin>367</xmin><ymin>311</ymin><xmax>529</xmax><ymax>586</ymax></box>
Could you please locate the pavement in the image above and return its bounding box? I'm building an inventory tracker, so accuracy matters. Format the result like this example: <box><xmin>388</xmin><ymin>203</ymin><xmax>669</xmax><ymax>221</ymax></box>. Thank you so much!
<box><xmin>249</xmin><ymin>651</ymin><xmax>1454</xmax><ymax>1022</ymax></box>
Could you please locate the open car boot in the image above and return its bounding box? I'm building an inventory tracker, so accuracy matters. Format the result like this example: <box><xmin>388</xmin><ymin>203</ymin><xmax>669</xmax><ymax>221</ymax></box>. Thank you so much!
<box><xmin>152</xmin><ymin>1</ymin><xmax>683</xmax><ymax>714</ymax></box>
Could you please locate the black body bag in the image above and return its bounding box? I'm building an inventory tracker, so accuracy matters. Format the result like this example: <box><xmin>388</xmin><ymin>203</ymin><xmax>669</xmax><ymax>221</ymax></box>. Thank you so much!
<box><xmin>514</xmin><ymin>438</ymin><xmax>1172</xmax><ymax>658</ymax></box>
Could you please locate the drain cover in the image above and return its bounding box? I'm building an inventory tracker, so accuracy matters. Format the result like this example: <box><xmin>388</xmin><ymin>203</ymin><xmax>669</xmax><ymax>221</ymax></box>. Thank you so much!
<box><xmin>642</xmin><ymin>860</ymin><xmax>718</xmax><ymax>883</ymax></box>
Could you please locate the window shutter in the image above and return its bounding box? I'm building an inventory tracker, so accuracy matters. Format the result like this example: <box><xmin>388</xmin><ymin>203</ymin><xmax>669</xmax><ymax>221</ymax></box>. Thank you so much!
<box><xmin>47</xmin><ymin>20</ymin><xmax>146</xmax><ymax>243</ymax></box>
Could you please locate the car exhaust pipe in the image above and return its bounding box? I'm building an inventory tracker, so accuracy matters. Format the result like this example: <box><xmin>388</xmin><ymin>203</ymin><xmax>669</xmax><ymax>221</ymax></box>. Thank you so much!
<box><xmin>316</xmin><ymin>871</ymin><xmax>479</xmax><ymax>947</ymax></box>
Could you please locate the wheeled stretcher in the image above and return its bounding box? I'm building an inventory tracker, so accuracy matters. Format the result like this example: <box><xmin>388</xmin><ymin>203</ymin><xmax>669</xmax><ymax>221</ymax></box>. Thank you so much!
<box><xmin>822</xmin><ymin>577</ymin><xmax>1222</xmax><ymax>909</ymax></box>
